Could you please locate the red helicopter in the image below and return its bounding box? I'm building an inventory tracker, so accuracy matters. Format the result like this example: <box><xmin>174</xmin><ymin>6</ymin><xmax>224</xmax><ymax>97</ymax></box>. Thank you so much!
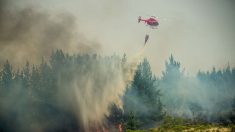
<box><xmin>138</xmin><ymin>16</ymin><xmax>159</xmax><ymax>29</ymax></box>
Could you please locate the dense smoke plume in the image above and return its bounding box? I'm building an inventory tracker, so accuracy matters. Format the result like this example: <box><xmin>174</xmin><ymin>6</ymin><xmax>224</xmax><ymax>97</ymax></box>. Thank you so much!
<box><xmin>0</xmin><ymin>2</ymin><xmax>100</xmax><ymax>67</ymax></box>
<box><xmin>0</xmin><ymin>1</ymin><xmax>146</xmax><ymax>131</ymax></box>
<box><xmin>0</xmin><ymin>51</ymin><xmax>143</xmax><ymax>131</ymax></box>
<box><xmin>55</xmin><ymin>52</ymin><xmax>143</xmax><ymax>131</ymax></box>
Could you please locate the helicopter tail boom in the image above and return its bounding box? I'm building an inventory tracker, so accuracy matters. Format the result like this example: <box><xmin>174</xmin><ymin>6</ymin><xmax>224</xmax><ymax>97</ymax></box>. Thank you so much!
<box><xmin>138</xmin><ymin>16</ymin><xmax>141</xmax><ymax>23</ymax></box>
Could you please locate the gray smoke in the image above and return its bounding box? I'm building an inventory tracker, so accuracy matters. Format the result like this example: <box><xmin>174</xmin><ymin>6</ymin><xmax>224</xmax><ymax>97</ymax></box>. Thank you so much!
<box><xmin>0</xmin><ymin>2</ymin><xmax>100</xmax><ymax>67</ymax></box>
<box><xmin>55</xmin><ymin>54</ymin><xmax>142</xmax><ymax>131</ymax></box>
<box><xmin>0</xmin><ymin>1</ymin><xmax>146</xmax><ymax>131</ymax></box>
<box><xmin>159</xmin><ymin>56</ymin><xmax>235</xmax><ymax>122</ymax></box>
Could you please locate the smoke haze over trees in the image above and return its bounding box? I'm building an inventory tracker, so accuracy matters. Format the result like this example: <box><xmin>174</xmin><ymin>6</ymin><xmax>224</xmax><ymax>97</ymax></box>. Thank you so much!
<box><xmin>0</xmin><ymin>50</ymin><xmax>235</xmax><ymax>131</ymax></box>
<box><xmin>159</xmin><ymin>55</ymin><xmax>235</xmax><ymax>123</ymax></box>
<box><xmin>0</xmin><ymin>49</ymin><xmax>140</xmax><ymax>131</ymax></box>
<box><xmin>0</xmin><ymin>0</ymin><xmax>235</xmax><ymax>131</ymax></box>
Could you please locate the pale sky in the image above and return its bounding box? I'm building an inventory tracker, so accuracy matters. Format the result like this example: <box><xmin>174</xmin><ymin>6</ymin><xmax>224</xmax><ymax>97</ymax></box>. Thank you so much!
<box><xmin>7</xmin><ymin>0</ymin><xmax>235</xmax><ymax>75</ymax></box>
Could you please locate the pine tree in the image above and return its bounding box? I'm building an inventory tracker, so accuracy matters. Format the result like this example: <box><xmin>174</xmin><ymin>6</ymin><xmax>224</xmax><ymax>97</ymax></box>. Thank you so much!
<box><xmin>39</xmin><ymin>59</ymin><xmax>53</xmax><ymax>101</ymax></box>
<box><xmin>1</xmin><ymin>60</ymin><xmax>13</xmax><ymax>90</ymax></box>
<box><xmin>123</xmin><ymin>58</ymin><xmax>162</xmax><ymax>127</ymax></box>
<box><xmin>125</xmin><ymin>112</ymin><xmax>139</xmax><ymax>130</ymax></box>
<box><xmin>50</xmin><ymin>49</ymin><xmax>65</xmax><ymax>71</ymax></box>
<box><xmin>162</xmin><ymin>54</ymin><xmax>182</xmax><ymax>82</ymax></box>
<box><xmin>159</xmin><ymin>55</ymin><xmax>184</xmax><ymax>116</ymax></box>
<box><xmin>108</xmin><ymin>104</ymin><xmax>124</xmax><ymax>126</ymax></box>
<box><xmin>30</xmin><ymin>65</ymin><xmax>41</xmax><ymax>100</ymax></box>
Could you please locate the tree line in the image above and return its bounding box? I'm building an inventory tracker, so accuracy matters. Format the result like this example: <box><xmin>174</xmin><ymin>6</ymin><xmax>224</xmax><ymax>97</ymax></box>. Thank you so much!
<box><xmin>0</xmin><ymin>50</ymin><xmax>234</xmax><ymax>131</ymax></box>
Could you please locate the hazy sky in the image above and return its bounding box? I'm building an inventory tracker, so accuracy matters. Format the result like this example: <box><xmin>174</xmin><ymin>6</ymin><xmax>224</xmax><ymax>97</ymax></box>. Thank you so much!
<box><xmin>4</xmin><ymin>0</ymin><xmax>235</xmax><ymax>75</ymax></box>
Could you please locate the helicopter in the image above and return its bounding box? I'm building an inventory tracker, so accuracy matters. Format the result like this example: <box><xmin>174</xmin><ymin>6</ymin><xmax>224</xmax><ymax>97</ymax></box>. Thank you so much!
<box><xmin>138</xmin><ymin>16</ymin><xmax>159</xmax><ymax>29</ymax></box>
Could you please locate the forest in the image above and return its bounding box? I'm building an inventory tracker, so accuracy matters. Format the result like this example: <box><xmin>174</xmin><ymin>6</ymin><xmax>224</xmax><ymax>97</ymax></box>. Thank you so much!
<box><xmin>0</xmin><ymin>50</ymin><xmax>235</xmax><ymax>131</ymax></box>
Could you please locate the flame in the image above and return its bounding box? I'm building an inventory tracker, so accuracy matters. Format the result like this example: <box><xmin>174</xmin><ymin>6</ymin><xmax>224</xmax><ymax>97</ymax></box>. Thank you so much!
<box><xmin>118</xmin><ymin>124</ymin><xmax>123</xmax><ymax>132</ymax></box>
